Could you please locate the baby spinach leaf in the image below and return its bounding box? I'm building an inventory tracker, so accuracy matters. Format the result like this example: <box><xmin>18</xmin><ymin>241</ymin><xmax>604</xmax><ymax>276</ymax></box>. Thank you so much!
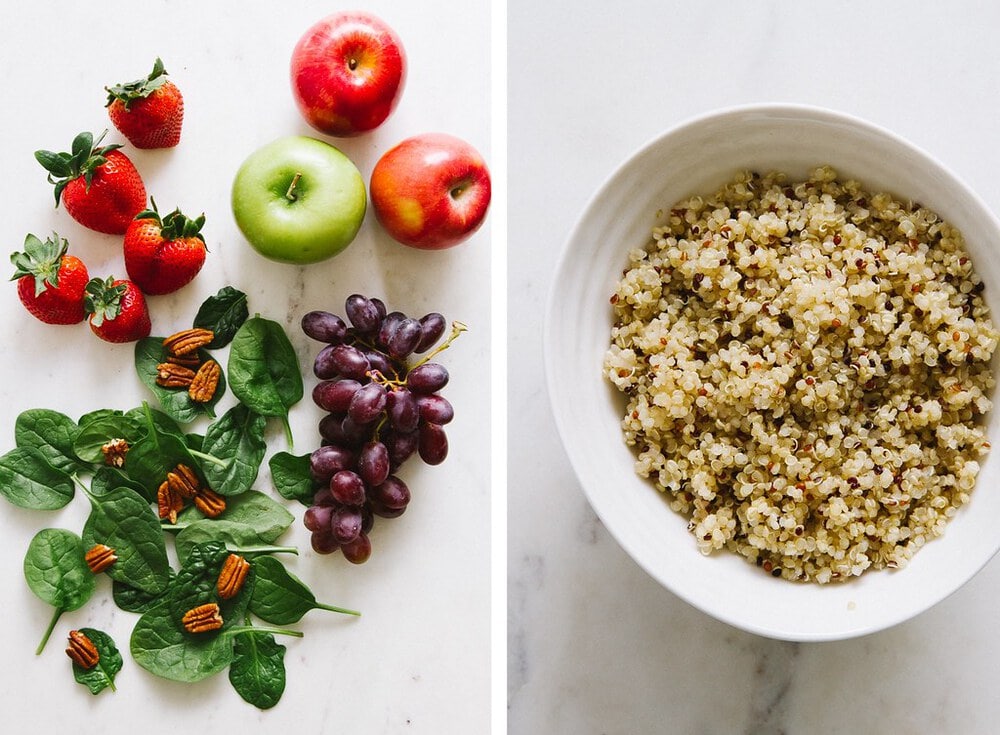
<box><xmin>249</xmin><ymin>556</ymin><xmax>359</xmax><ymax>625</ymax></box>
<box><xmin>73</xmin><ymin>413</ymin><xmax>144</xmax><ymax>464</ymax></box>
<box><xmin>134</xmin><ymin>339</ymin><xmax>226</xmax><ymax>422</ymax></box>
<box><xmin>227</xmin><ymin>317</ymin><xmax>303</xmax><ymax>447</ymax></box>
<box><xmin>174</xmin><ymin>490</ymin><xmax>294</xmax><ymax>540</ymax></box>
<box><xmin>0</xmin><ymin>446</ymin><xmax>74</xmax><ymax>510</ymax></box>
<box><xmin>268</xmin><ymin>451</ymin><xmax>315</xmax><ymax>505</ymax></box>
<box><xmin>72</xmin><ymin>628</ymin><xmax>123</xmax><ymax>695</ymax></box>
<box><xmin>124</xmin><ymin>404</ymin><xmax>184</xmax><ymax>439</ymax></box>
<box><xmin>82</xmin><ymin>485</ymin><xmax>172</xmax><ymax>596</ymax></box>
<box><xmin>200</xmin><ymin>403</ymin><xmax>267</xmax><ymax>496</ymax></box>
<box><xmin>194</xmin><ymin>286</ymin><xmax>249</xmax><ymax>348</ymax></box>
<box><xmin>78</xmin><ymin>408</ymin><xmax>124</xmax><ymax>426</ymax></box>
<box><xmin>23</xmin><ymin>528</ymin><xmax>95</xmax><ymax>653</ymax></box>
<box><xmin>123</xmin><ymin>407</ymin><xmax>201</xmax><ymax>502</ymax></box>
<box><xmin>130</xmin><ymin>603</ymin><xmax>234</xmax><ymax>683</ymax></box>
<box><xmin>174</xmin><ymin>520</ymin><xmax>297</xmax><ymax>566</ymax></box>
<box><xmin>112</xmin><ymin>578</ymin><xmax>171</xmax><ymax>614</ymax></box>
<box><xmin>90</xmin><ymin>466</ymin><xmax>148</xmax><ymax>499</ymax></box>
<box><xmin>15</xmin><ymin>408</ymin><xmax>87</xmax><ymax>474</ymax></box>
<box><xmin>168</xmin><ymin>541</ymin><xmax>254</xmax><ymax>628</ymax></box>
<box><xmin>229</xmin><ymin>630</ymin><xmax>286</xmax><ymax>710</ymax></box>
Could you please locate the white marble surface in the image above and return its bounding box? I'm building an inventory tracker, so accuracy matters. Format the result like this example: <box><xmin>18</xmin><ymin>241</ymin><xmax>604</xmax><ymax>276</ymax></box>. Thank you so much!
<box><xmin>0</xmin><ymin>1</ymin><xmax>490</xmax><ymax>732</ymax></box>
<box><xmin>509</xmin><ymin>1</ymin><xmax>1000</xmax><ymax>733</ymax></box>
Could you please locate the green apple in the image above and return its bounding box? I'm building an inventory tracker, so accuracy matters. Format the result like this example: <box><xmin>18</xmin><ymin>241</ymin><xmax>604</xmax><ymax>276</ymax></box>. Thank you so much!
<box><xmin>231</xmin><ymin>136</ymin><xmax>367</xmax><ymax>264</ymax></box>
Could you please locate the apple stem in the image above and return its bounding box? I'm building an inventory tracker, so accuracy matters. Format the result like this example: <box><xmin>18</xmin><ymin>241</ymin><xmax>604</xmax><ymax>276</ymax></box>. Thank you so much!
<box><xmin>286</xmin><ymin>173</ymin><xmax>302</xmax><ymax>202</ymax></box>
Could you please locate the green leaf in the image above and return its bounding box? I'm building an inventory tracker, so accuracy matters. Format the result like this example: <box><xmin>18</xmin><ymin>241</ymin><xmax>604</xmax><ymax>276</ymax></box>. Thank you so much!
<box><xmin>112</xmin><ymin>578</ymin><xmax>170</xmax><ymax>614</ymax></box>
<box><xmin>73</xmin><ymin>413</ymin><xmax>144</xmax><ymax>464</ymax></box>
<box><xmin>227</xmin><ymin>317</ymin><xmax>303</xmax><ymax>446</ymax></box>
<box><xmin>229</xmin><ymin>630</ymin><xmax>286</xmax><ymax>709</ymax></box>
<box><xmin>199</xmin><ymin>404</ymin><xmax>266</xmax><ymax>496</ymax></box>
<box><xmin>130</xmin><ymin>603</ymin><xmax>234</xmax><ymax>683</ymax></box>
<box><xmin>193</xmin><ymin>286</ymin><xmax>249</xmax><ymax>348</ymax></box>
<box><xmin>23</xmin><ymin>528</ymin><xmax>95</xmax><ymax>652</ymax></box>
<box><xmin>134</xmin><ymin>338</ymin><xmax>226</xmax><ymax>422</ymax></box>
<box><xmin>72</xmin><ymin>628</ymin><xmax>123</xmax><ymax>695</ymax></box>
<box><xmin>174</xmin><ymin>490</ymin><xmax>294</xmax><ymax>539</ymax></box>
<box><xmin>0</xmin><ymin>446</ymin><xmax>74</xmax><ymax>510</ymax></box>
<box><xmin>249</xmin><ymin>556</ymin><xmax>358</xmax><ymax>625</ymax></box>
<box><xmin>174</xmin><ymin>520</ymin><xmax>296</xmax><ymax>566</ymax></box>
<box><xmin>90</xmin><ymin>466</ymin><xmax>149</xmax><ymax>499</ymax></box>
<box><xmin>14</xmin><ymin>408</ymin><xmax>87</xmax><ymax>474</ymax></box>
<box><xmin>83</xmin><ymin>485</ymin><xmax>172</xmax><ymax>595</ymax></box>
<box><xmin>123</xmin><ymin>409</ymin><xmax>201</xmax><ymax>501</ymax></box>
<box><xmin>268</xmin><ymin>451</ymin><xmax>315</xmax><ymax>505</ymax></box>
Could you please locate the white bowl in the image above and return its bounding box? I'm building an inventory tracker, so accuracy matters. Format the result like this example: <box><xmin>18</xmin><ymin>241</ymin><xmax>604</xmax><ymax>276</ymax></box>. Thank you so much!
<box><xmin>545</xmin><ymin>104</ymin><xmax>1000</xmax><ymax>641</ymax></box>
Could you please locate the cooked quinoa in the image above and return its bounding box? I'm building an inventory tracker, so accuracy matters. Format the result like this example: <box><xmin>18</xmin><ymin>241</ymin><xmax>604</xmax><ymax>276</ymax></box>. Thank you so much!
<box><xmin>604</xmin><ymin>166</ymin><xmax>999</xmax><ymax>583</ymax></box>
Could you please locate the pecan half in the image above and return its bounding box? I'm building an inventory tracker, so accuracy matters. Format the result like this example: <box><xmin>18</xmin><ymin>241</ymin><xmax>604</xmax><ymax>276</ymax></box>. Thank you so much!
<box><xmin>157</xmin><ymin>480</ymin><xmax>184</xmax><ymax>524</ymax></box>
<box><xmin>168</xmin><ymin>463</ymin><xmax>200</xmax><ymax>499</ymax></box>
<box><xmin>182</xmin><ymin>603</ymin><xmax>224</xmax><ymax>633</ymax></box>
<box><xmin>188</xmin><ymin>359</ymin><xmax>221</xmax><ymax>403</ymax></box>
<box><xmin>85</xmin><ymin>543</ymin><xmax>117</xmax><ymax>574</ymax></box>
<box><xmin>101</xmin><ymin>437</ymin><xmax>130</xmax><ymax>467</ymax></box>
<box><xmin>216</xmin><ymin>553</ymin><xmax>251</xmax><ymax>600</ymax></box>
<box><xmin>193</xmin><ymin>487</ymin><xmax>226</xmax><ymax>518</ymax></box>
<box><xmin>166</xmin><ymin>352</ymin><xmax>202</xmax><ymax>369</ymax></box>
<box><xmin>163</xmin><ymin>328</ymin><xmax>214</xmax><ymax>356</ymax></box>
<box><xmin>156</xmin><ymin>362</ymin><xmax>196</xmax><ymax>388</ymax></box>
<box><xmin>66</xmin><ymin>630</ymin><xmax>100</xmax><ymax>669</ymax></box>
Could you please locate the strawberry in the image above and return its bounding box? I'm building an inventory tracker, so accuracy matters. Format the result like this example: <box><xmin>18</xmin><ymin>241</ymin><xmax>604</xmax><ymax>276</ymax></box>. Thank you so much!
<box><xmin>124</xmin><ymin>200</ymin><xmax>207</xmax><ymax>295</ymax></box>
<box><xmin>83</xmin><ymin>276</ymin><xmax>152</xmax><ymax>343</ymax></box>
<box><xmin>35</xmin><ymin>130</ymin><xmax>147</xmax><ymax>235</ymax></box>
<box><xmin>10</xmin><ymin>232</ymin><xmax>90</xmax><ymax>324</ymax></box>
<box><xmin>106</xmin><ymin>58</ymin><xmax>184</xmax><ymax>149</ymax></box>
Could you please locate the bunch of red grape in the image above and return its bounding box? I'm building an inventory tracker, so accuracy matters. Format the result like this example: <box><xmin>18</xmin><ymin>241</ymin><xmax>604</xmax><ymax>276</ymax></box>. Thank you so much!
<box><xmin>300</xmin><ymin>294</ymin><xmax>461</xmax><ymax>563</ymax></box>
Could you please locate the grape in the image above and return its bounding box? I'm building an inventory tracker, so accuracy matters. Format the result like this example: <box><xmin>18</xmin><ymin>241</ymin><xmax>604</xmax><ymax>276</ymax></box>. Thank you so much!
<box><xmin>311</xmin><ymin>529</ymin><xmax>340</xmax><ymax>555</ymax></box>
<box><xmin>330</xmin><ymin>506</ymin><xmax>363</xmax><ymax>544</ymax></box>
<box><xmin>330</xmin><ymin>470</ymin><xmax>366</xmax><ymax>506</ymax></box>
<box><xmin>415</xmin><ymin>313</ymin><xmax>446</xmax><ymax>353</ymax></box>
<box><xmin>340</xmin><ymin>415</ymin><xmax>370</xmax><ymax>446</ymax></box>
<box><xmin>319</xmin><ymin>413</ymin><xmax>357</xmax><ymax>447</ymax></box>
<box><xmin>348</xmin><ymin>382</ymin><xmax>388</xmax><ymax>424</ymax></box>
<box><xmin>416</xmin><ymin>394</ymin><xmax>454</xmax><ymax>424</ymax></box>
<box><xmin>378</xmin><ymin>311</ymin><xmax>406</xmax><ymax>348</ymax></box>
<box><xmin>327</xmin><ymin>344</ymin><xmax>371</xmax><ymax>380</ymax></box>
<box><xmin>370</xmin><ymin>475</ymin><xmax>410</xmax><ymax>510</ymax></box>
<box><xmin>342</xmin><ymin>532</ymin><xmax>372</xmax><ymax>564</ymax></box>
<box><xmin>302</xmin><ymin>310</ymin><xmax>349</xmax><ymax>344</ymax></box>
<box><xmin>345</xmin><ymin>294</ymin><xmax>381</xmax><ymax>333</ymax></box>
<box><xmin>407</xmin><ymin>363</ymin><xmax>449</xmax><ymax>393</ymax></box>
<box><xmin>386</xmin><ymin>389</ymin><xmax>419</xmax><ymax>432</ymax></box>
<box><xmin>304</xmin><ymin>505</ymin><xmax>333</xmax><ymax>532</ymax></box>
<box><xmin>388</xmin><ymin>318</ymin><xmax>422</xmax><ymax>359</ymax></box>
<box><xmin>310</xmin><ymin>445</ymin><xmax>356</xmax><ymax>482</ymax></box>
<box><xmin>313</xmin><ymin>345</ymin><xmax>341</xmax><ymax>380</ymax></box>
<box><xmin>362</xmin><ymin>348</ymin><xmax>395</xmax><ymax>378</ymax></box>
<box><xmin>384</xmin><ymin>429</ymin><xmax>419</xmax><ymax>469</ymax></box>
<box><xmin>313</xmin><ymin>487</ymin><xmax>335</xmax><ymax>507</ymax></box>
<box><xmin>361</xmin><ymin>504</ymin><xmax>375</xmax><ymax>534</ymax></box>
<box><xmin>418</xmin><ymin>422</ymin><xmax>449</xmax><ymax>465</ymax></box>
<box><xmin>370</xmin><ymin>501</ymin><xmax>405</xmax><ymax>519</ymax></box>
<box><xmin>371</xmin><ymin>297</ymin><xmax>387</xmax><ymax>321</ymax></box>
<box><xmin>358</xmin><ymin>441</ymin><xmax>390</xmax><ymax>487</ymax></box>
<box><xmin>313</xmin><ymin>379</ymin><xmax>362</xmax><ymax>412</ymax></box>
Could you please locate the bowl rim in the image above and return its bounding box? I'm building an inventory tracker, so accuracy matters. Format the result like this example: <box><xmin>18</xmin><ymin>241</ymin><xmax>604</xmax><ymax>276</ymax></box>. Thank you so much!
<box><xmin>543</xmin><ymin>102</ymin><xmax>1000</xmax><ymax>641</ymax></box>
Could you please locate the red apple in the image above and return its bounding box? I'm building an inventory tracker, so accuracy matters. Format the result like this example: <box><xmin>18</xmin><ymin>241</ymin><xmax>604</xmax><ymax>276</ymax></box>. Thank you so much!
<box><xmin>290</xmin><ymin>11</ymin><xmax>407</xmax><ymax>137</ymax></box>
<box><xmin>370</xmin><ymin>133</ymin><xmax>491</xmax><ymax>250</ymax></box>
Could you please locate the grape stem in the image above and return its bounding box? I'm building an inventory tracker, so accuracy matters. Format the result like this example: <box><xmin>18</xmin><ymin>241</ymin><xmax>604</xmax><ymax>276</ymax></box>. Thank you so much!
<box><xmin>409</xmin><ymin>320</ymin><xmax>468</xmax><ymax>370</ymax></box>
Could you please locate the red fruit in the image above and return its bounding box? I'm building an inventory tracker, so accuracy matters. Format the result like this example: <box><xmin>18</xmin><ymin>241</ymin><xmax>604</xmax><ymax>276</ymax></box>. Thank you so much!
<box><xmin>83</xmin><ymin>276</ymin><xmax>151</xmax><ymax>343</ymax></box>
<box><xmin>124</xmin><ymin>200</ymin><xmax>207</xmax><ymax>295</ymax></box>
<box><xmin>105</xmin><ymin>58</ymin><xmax>184</xmax><ymax>149</ymax></box>
<box><xmin>35</xmin><ymin>130</ymin><xmax>146</xmax><ymax>234</ymax></box>
<box><xmin>10</xmin><ymin>233</ymin><xmax>89</xmax><ymax>324</ymax></box>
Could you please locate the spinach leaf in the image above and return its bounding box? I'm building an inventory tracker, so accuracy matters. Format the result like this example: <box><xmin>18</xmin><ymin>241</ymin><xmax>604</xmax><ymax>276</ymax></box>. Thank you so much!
<box><xmin>73</xmin><ymin>413</ymin><xmax>144</xmax><ymax>464</ymax></box>
<box><xmin>82</xmin><ymin>485</ymin><xmax>172</xmax><ymax>595</ymax></box>
<box><xmin>130</xmin><ymin>602</ymin><xmax>235</xmax><ymax>683</ymax></box>
<box><xmin>268</xmin><ymin>451</ymin><xmax>315</xmax><ymax>505</ymax></box>
<box><xmin>124</xmin><ymin>404</ymin><xmax>184</xmax><ymax>439</ymax></box>
<box><xmin>134</xmin><ymin>339</ymin><xmax>226</xmax><ymax>422</ymax></box>
<box><xmin>194</xmin><ymin>286</ymin><xmax>249</xmax><ymax>348</ymax></box>
<box><xmin>0</xmin><ymin>447</ymin><xmax>74</xmax><ymax>510</ymax></box>
<box><xmin>78</xmin><ymin>408</ymin><xmax>125</xmax><ymax>425</ymax></box>
<box><xmin>112</xmin><ymin>578</ymin><xmax>170</xmax><ymax>614</ymax></box>
<box><xmin>14</xmin><ymin>408</ymin><xmax>87</xmax><ymax>474</ymax></box>
<box><xmin>249</xmin><ymin>556</ymin><xmax>359</xmax><ymax>625</ymax></box>
<box><xmin>174</xmin><ymin>520</ymin><xmax>297</xmax><ymax>566</ymax></box>
<box><xmin>123</xmin><ymin>406</ymin><xmax>202</xmax><ymax>502</ymax></box>
<box><xmin>72</xmin><ymin>628</ymin><xmax>123</xmax><ymax>695</ymax></box>
<box><xmin>227</xmin><ymin>317</ymin><xmax>303</xmax><ymax>447</ymax></box>
<box><xmin>168</xmin><ymin>541</ymin><xmax>253</xmax><ymax>626</ymax></box>
<box><xmin>174</xmin><ymin>490</ymin><xmax>294</xmax><ymax>540</ymax></box>
<box><xmin>200</xmin><ymin>404</ymin><xmax>267</xmax><ymax>496</ymax></box>
<box><xmin>23</xmin><ymin>528</ymin><xmax>95</xmax><ymax>653</ymax></box>
<box><xmin>229</xmin><ymin>630</ymin><xmax>286</xmax><ymax>710</ymax></box>
<box><xmin>90</xmin><ymin>466</ymin><xmax>148</xmax><ymax>499</ymax></box>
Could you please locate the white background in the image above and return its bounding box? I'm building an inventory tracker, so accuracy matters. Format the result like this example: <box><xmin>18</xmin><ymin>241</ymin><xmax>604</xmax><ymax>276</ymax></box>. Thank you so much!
<box><xmin>0</xmin><ymin>1</ymin><xmax>491</xmax><ymax>732</ymax></box>
<box><xmin>509</xmin><ymin>1</ymin><xmax>1000</xmax><ymax>733</ymax></box>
